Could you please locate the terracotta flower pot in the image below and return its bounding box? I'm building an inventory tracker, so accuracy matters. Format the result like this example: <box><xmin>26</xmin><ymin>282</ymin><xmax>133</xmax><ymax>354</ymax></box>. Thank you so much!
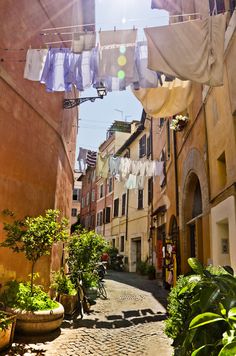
<box><xmin>0</xmin><ymin>312</ymin><xmax>16</xmax><ymax>351</ymax></box>
<box><xmin>59</xmin><ymin>293</ymin><xmax>78</xmax><ymax>315</ymax></box>
<box><xmin>6</xmin><ymin>303</ymin><xmax>64</xmax><ymax>335</ymax></box>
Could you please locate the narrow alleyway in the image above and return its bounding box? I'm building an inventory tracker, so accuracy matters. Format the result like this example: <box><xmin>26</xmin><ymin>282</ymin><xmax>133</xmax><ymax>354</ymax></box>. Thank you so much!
<box><xmin>4</xmin><ymin>272</ymin><xmax>173</xmax><ymax>356</ymax></box>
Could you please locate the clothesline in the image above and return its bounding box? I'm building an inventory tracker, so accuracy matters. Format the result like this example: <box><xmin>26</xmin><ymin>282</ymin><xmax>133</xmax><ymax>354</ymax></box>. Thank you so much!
<box><xmin>77</xmin><ymin>147</ymin><xmax>165</xmax><ymax>189</ymax></box>
<box><xmin>40</xmin><ymin>12</ymin><xmax>201</xmax><ymax>32</ymax></box>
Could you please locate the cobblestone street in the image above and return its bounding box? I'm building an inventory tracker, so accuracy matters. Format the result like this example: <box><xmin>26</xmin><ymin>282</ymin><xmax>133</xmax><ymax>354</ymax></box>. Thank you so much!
<box><xmin>4</xmin><ymin>272</ymin><xmax>173</xmax><ymax>356</ymax></box>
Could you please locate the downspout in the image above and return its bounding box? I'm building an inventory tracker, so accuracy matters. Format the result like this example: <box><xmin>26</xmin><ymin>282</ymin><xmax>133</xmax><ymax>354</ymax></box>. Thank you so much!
<box><xmin>103</xmin><ymin>178</ymin><xmax>107</xmax><ymax>236</ymax></box>
<box><xmin>173</xmin><ymin>130</ymin><xmax>179</xmax><ymax>217</ymax></box>
<box><xmin>150</xmin><ymin>117</ymin><xmax>154</xmax><ymax>265</ymax></box>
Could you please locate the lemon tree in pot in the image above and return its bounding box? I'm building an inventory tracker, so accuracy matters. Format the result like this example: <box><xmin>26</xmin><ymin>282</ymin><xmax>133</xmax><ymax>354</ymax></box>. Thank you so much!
<box><xmin>0</xmin><ymin>209</ymin><xmax>69</xmax><ymax>335</ymax></box>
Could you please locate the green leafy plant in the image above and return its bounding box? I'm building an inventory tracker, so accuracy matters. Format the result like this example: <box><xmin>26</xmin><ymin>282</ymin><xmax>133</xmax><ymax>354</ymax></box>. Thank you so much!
<box><xmin>165</xmin><ymin>258</ymin><xmax>236</xmax><ymax>355</ymax></box>
<box><xmin>0</xmin><ymin>311</ymin><xmax>12</xmax><ymax>331</ymax></box>
<box><xmin>67</xmin><ymin>229</ymin><xmax>108</xmax><ymax>288</ymax></box>
<box><xmin>1</xmin><ymin>209</ymin><xmax>69</xmax><ymax>294</ymax></box>
<box><xmin>137</xmin><ymin>261</ymin><xmax>148</xmax><ymax>275</ymax></box>
<box><xmin>0</xmin><ymin>279</ymin><xmax>59</xmax><ymax>312</ymax></box>
<box><xmin>51</xmin><ymin>270</ymin><xmax>77</xmax><ymax>296</ymax></box>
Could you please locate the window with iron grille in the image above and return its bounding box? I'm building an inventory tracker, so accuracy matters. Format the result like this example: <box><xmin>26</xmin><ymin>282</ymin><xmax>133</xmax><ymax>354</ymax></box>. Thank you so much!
<box><xmin>139</xmin><ymin>134</ymin><xmax>146</xmax><ymax>158</ymax></box>
<box><xmin>148</xmin><ymin>178</ymin><xmax>153</xmax><ymax>205</ymax></box>
<box><xmin>114</xmin><ymin>198</ymin><xmax>119</xmax><ymax>217</ymax></box>
<box><xmin>138</xmin><ymin>190</ymin><xmax>144</xmax><ymax>210</ymax></box>
<box><xmin>122</xmin><ymin>193</ymin><xmax>126</xmax><ymax>216</ymax></box>
<box><xmin>71</xmin><ymin>208</ymin><xmax>77</xmax><ymax>217</ymax></box>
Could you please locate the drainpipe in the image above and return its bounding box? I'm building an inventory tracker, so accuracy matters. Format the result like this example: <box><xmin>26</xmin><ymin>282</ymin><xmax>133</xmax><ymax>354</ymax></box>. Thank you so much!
<box><xmin>173</xmin><ymin>130</ymin><xmax>179</xmax><ymax>217</ymax></box>
<box><xmin>150</xmin><ymin>117</ymin><xmax>154</xmax><ymax>265</ymax></box>
<box><xmin>103</xmin><ymin>178</ymin><xmax>107</xmax><ymax>236</ymax></box>
<box><xmin>125</xmin><ymin>189</ymin><xmax>129</xmax><ymax>242</ymax></box>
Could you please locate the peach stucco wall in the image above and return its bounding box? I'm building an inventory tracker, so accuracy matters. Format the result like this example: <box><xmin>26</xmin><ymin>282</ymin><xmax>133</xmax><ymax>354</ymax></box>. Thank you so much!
<box><xmin>0</xmin><ymin>0</ymin><xmax>93</xmax><ymax>287</ymax></box>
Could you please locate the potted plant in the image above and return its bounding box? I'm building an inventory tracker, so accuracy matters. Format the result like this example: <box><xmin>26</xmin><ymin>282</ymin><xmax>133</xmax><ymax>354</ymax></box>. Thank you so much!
<box><xmin>0</xmin><ymin>209</ymin><xmax>69</xmax><ymax>335</ymax></box>
<box><xmin>0</xmin><ymin>310</ymin><xmax>16</xmax><ymax>351</ymax></box>
<box><xmin>67</xmin><ymin>228</ymin><xmax>108</xmax><ymax>300</ymax></box>
<box><xmin>51</xmin><ymin>270</ymin><xmax>78</xmax><ymax>315</ymax></box>
<box><xmin>170</xmin><ymin>114</ymin><xmax>189</xmax><ymax>131</ymax></box>
<box><xmin>146</xmin><ymin>264</ymin><xmax>156</xmax><ymax>280</ymax></box>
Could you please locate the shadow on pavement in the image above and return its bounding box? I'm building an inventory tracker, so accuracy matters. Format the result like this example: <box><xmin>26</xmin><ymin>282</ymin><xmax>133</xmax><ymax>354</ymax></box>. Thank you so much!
<box><xmin>0</xmin><ymin>343</ymin><xmax>46</xmax><ymax>356</ymax></box>
<box><xmin>61</xmin><ymin>308</ymin><xmax>166</xmax><ymax>330</ymax></box>
<box><xmin>106</xmin><ymin>271</ymin><xmax>169</xmax><ymax>308</ymax></box>
<box><xmin>3</xmin><ymin>329</ymin><xmax>61</xmax><ymax>356</ymax></box>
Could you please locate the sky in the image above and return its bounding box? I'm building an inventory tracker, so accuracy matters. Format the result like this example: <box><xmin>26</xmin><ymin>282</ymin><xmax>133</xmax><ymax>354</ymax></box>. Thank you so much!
<box><xmin>76</xmin><ymin>0</ymin><xmax>168</xmax><ymax>160</ymax></box>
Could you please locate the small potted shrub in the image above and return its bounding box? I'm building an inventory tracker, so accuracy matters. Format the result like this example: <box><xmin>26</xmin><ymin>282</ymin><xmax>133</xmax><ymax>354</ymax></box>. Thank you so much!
<box><xmin>0</xmin><ymin>310</ymin><xmax>16</xmax><ymax>351</ymax></box>
<box><xmin>51</xmin><ymin>270</ymin><xmax>78</xmax><ymax>315</ymax></box>
<box><xmin>0</xmin><ymin>209</ymin><xmax>69</xmax><ymax>335</ymax></box>
<box><xmin>147</xmin><ymin>265</ymin><xmax>156</xmax><ymax>280</ymax></box>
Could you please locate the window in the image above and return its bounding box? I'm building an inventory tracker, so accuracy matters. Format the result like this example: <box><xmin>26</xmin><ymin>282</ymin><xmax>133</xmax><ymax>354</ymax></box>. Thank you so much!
<box><xmin>159</xmin><ymin>118</ymin><xmax>165</xmax><ymax>129</ymax></box>
<box><xmin>138</xmin><ymin>190</ymin><xmax>144</xmax><ymax>210</ymax></box>
<box><xmin>91</xmin><ymin>189</ymin><xmax>95</xmax><ymax>202</ymax></box>
<box><xmin>72</xmin><ymin>188</ymin><xmax>80</xmax><ymax>201</ymax></box>
<box><xmin>120</xmin><ymin>235</ymin><xmax>125</xmax><ymax>252</ymax></box>
<box><xmin>148</xmin><ymin>178</ymin><xmax>153</xmax><ymax>205</ymax></box>
<box><xmin>147</xmin><ymin>136</ymin><xmax>151</xmax><ymax>157</ymax></box>
<box><xmin>86</xmin><ymin>192</ymin><xmax>90</xmax><ymax>206</ymax></box>
<box><xmin>97</xmin><ymin>211</ymin><xmax>103</xmax><ymax>226</ymax></box>
<box><xmin>108</xmin><ymin>177</ymin><xmax>113</xmax><ymax>193</ymax></box>
<box><xmin>139</xmin><ymin>134</ymin><xmax>146</xmax><ymax>158</ymax></box>
<box><xmin>217</xmin><ymin>151</ymin><xmax>227</xmax><ymax>187</ymax></box>
<box><xmin>99</xmin><ymin>184</ymin><xmax>104</xmax><ymax>199</ymax></box>
<box><xmin>81</xmin><ymin>197</ymin><xmax>85</xmax><ymax>208</ymax></box>
<box><xmin>105</xmin><ymin>207</ymin><xmax>111</xmax><ymax>223</ymax></box>
<box><xmin>71</xmin><ymin>208</ymin><xmax>77</xmax><ymax>217</ymax></box>
<box><xmin>122</xmin><ymin>193</ymin><xmax>126</xmax><ymax>216</ymax></box>
<box><xmin>114</xmin><ymin>198</ymin><xmax>119</xmax><ymax>217</ymax></box>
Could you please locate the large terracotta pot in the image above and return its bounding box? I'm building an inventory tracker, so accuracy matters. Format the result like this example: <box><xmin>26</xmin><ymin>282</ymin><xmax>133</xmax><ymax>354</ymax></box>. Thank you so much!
<box><xmin>6</xmin><ymin>303</ymin><xmax>64</xmax><ymax>335</ymax></box>
<box><xmin>59</xmin><ymin>293</ymin><xmax>78</xmax><ymax>315</ymax></box>
<box><xmin>0</xmin><ymin>312</ymin><xmax>16</xmax><ymax>351</ymax></box>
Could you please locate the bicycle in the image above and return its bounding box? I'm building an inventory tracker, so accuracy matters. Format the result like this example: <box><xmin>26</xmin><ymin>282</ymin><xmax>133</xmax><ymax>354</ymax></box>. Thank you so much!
<box><xmin>97</xmin><ymin>277</ymin><xmax>107</xmax><ymax>299</ymax></box>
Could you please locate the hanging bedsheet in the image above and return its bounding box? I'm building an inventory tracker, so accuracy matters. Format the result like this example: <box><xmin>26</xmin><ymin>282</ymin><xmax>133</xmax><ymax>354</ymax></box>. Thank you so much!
<box><xmin>132</xmin><ymin>79</ymin><xmax>194</xmax><ymax>117</ymax></box>
<box><xmin>144</xmin><ymin>13</ymin><xmax>227</xmax><ymax>86</ymax></box>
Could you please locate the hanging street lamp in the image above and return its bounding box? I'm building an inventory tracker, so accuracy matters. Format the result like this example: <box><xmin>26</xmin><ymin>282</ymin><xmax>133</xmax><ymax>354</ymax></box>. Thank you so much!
<box><xmin>63</xmin><ymin>84</ymin><xmax>107</xmax><ymax>109</ymax></box>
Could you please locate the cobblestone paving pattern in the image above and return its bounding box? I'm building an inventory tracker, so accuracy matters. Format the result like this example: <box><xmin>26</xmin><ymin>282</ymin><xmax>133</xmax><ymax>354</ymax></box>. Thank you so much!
<box><xmin>3</xmin><ymin>272</ymin><xmax>173</xmax><ymax>356</ymax></box>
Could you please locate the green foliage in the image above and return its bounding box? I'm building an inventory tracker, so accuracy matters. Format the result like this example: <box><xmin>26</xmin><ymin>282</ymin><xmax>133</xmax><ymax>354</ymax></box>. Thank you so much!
<box><xmin>82</xmin><ymin>271</ymin><xmax>99</xmax><ymax>289</ymax></box>
<box><xmin>51</xmin><ymin>270</ymin><xmax>77</xmax><ymax>296</ymax></box>
<box><xmin>137</xmin><ymin>261</ymin><xmax>148</xmax><ymax>275</ymax></box>
<box><xmin>67</xmin><ymin>229</ymin><xmax>108</xmax><ymax>288</ymax></box>
<box><xmin>1</xmin><ymin>209</ymin><xmax>69</xmax><ymax>263</ymax></box>
<box><xmin>165</xmin><ymin>274</ymin><xmax>199</xmax><ymax>340</ymax></box>
<box><xmin>1</xmin><ymin>209</ymin><xmax>69</xmax><ymax>293</ymax></box>
<box><xmin>0</xmin><ymin>280</ymin><xmax>59</xmax><ymax>312</ymax></box>
<box><xmin>165</xmin><ymin>258</ymin><xmax>236</xmax><ymax>355</ymax></box>
<box><xmin>0</xmin><ymin>311</ymin><xmax>12</xmax><ymax>331</ymax></box>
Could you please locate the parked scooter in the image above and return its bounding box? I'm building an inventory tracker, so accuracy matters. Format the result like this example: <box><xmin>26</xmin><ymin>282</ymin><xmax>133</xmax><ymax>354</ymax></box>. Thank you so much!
<box><xmin>111</xmin><ymin>254</ymin><xmax>124</xmax><ymax>271</ymax></box>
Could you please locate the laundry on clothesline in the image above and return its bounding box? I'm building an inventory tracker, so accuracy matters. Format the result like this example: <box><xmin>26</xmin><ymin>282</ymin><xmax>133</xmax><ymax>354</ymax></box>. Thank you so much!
<box><xmin>86</xmin><ymin>150</ymin><xmax>97</xmax><ymax>167</ymax></box>
<box><xmin>144</xmin><ymin>13</ymin><xmax>227</xmax><ymax>86</ymax></box>
<box><xmin>24</xmin><ymin>14</ymin><xmax>227</xmax><ymax>91</ymax></box>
